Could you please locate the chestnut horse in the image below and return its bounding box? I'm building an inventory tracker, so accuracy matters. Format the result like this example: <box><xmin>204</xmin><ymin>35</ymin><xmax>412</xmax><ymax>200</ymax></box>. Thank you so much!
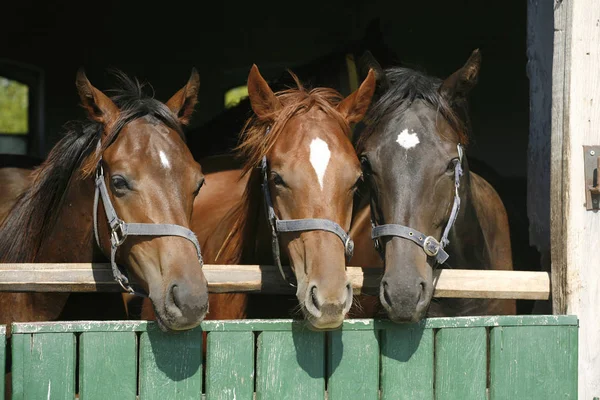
<box><xmin>350</xmin><ymin>50</ymin><xmax>515</xmax><ymax>322</ymax></box>
<box><xmin>187</xmin><ymin>65</ymin><xmax>376</xmax><ymax>330</ymax></box>
<box><xmin>0</xmin><ymin>70</ymin><xmax>208</xmax><ymax>331</ymax></box>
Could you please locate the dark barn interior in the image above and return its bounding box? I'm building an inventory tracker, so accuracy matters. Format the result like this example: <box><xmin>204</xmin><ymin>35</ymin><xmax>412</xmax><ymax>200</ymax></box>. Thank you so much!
<box><xmin>2</xmin><ymin>0</ymin><xmax>540</xmax><ymax>313</ymax></box>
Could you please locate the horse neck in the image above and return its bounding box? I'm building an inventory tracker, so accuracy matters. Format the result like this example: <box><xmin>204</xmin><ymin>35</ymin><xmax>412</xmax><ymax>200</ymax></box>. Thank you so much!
<box><xmin>240</xmin><ymin>170</ymin><xmax>274</xmax><ymax>264</ymax></box>
<box><xmin>36</xmin><ymin>174</ymin><xmax>97</xmax><ymax>262</ymax></box>
<box><xmin>445</xmin><ymin>167</ymin><xmax>490</xmax><ymax>270</ymax></box>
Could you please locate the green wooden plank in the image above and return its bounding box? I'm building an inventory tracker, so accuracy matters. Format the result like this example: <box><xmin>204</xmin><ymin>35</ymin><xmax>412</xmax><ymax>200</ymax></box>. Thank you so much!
<box><xmin>79</xmin><ymin>331</ymin><xmax>137</xmax><ymax>400</ymax></box>
<box><xmin>10</xmin><ymin>316</ymin><xmax>578</xmax><ymax>334</ymax></box>
<box><xmin>489</xmin><ymin>325</ymin><xmax>578</xmax><ymax>399</ymax></box>
<box><xmin>12</xmin><ymin>320</ymin><xmax>149</xmax><ymax>334</ymax></box>
<box><xmin>139</xmin><ymin>324</ymin><xmax>203</xmax><ymax>399</ymax></box>
<box><xmin>0</xmin><ymin>325</ymin><xmax>6</xmax><ymax>400</ymax></box>
<box><xmin>10</xmin><ymin>332</ymin><xmax>75</xmax><ymax>400</ymax></box>
<box><xmin>381</xmin><ymin>324</ymin><xmax>433</xmax><ymax>400</ymax></box>
<box><xmin>328</xmin><ymin>330</ymin><xmax>379</xmax><ymax>400</ymax></box>
<box><xmin>256</xmin><ymin>330</ymin><xmax>325</xmax><ymax>400</ymax></box>
<box><xmin>9</xmin><ymin>333</ymin><xmax>25</xmax><ymax>400</ymax></box>
<box><xmin>434</xmin><ymin>327</ymin><xmax>487</xmax><ymax>400</ymax></box>
<box><xmin>205</xmin><ymin>331</ymin><xmax>254</xmax><ymax>400</ymax></box>
<box><xmin>0</xmin><ymin>326</ymin><xmax>4</xmax><ymax>400</ymax></box>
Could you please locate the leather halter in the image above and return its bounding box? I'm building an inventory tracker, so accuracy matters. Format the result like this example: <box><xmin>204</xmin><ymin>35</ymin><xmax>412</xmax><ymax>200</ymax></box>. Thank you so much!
<box><xmin>260</xmin><ymin>129</ymin><xmax>354</xmax><ymax>286</ymax></box>
<box><xmin>371</xmin><ymin>144</ymin><xmax>464</xmax><ymax>265</ymax></box>
<box><xmin>93</xmin><ymin>159</ymin><xmax>203</xmax><ymax>297</ymax></box>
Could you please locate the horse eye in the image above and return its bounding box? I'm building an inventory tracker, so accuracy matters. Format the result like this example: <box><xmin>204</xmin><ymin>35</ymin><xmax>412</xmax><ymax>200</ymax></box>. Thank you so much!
<box><xmin>446</xmin><ymin>158</ymin><xmax>459</xmax><ymax>175</ymax></box>
<box><xmin>272</xmin><ymin>173</ymin><xmax>286</xmax><ymax>187</ymax></box>
<box><xmin>111</xmin><ymin>175</ymin><xmax>130</xmax><ymax>191</ymax></box>
<box><xmin>360</xmin><ymin>155</ymin><xmax>372</xmax><ymax>174</ymax></box>
<box><xmin>352</xmin><ymin>174</ymin><xmax>364</xmax><ymax>192</ymax></box>
<box><xmin>194</xmin><ymin>177</ymin><xmax>205</xmax><ymax>196</ymax></box>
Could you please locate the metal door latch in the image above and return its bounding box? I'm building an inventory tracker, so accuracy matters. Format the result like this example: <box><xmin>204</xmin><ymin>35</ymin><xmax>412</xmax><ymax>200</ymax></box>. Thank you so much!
<box><xmin>584</xmin><ymin>146</ymin><xmax>600</xmax><ymax>210</ymax></box>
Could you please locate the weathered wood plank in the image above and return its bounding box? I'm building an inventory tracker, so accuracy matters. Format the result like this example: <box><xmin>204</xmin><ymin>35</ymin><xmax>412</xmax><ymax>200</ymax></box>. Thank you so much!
<box><xmin>434</xmin><ymin>327</ymin><xmax>487</xmax><ymax>400</ymax></box>
<box><xmin>256</xmin><ymin>330</ymin><xmax>325</xmax><ymax>400</ymax></box>
<box><xmin>139</xmin><ymin>324</ymin><xmax>203</xmax><ymax>399</ymax></box>
<box><xmin>550</xmin><ymin>0</ymin><xmax>572</xmax><ymax>318</ymax></box>
<box><xmin>0</xmin><ymin>263</ymin><xmax>550</xmax><ymax>299</ymax></box>
<box><xmin>380</xmin><ymin>325</ymin><xmax>434</xmax><ymax>399</ymax></box>
<box><xmin>9</xmin><ymin>315</ymin><xmax>578</xmax><ymax>334</ymax></box>
<box><xmin>10</xmin><ymin>332</ymin><xmax>75</xmax><ymax>400</ymax></box>
<box><xmin>79</xmin><ymin>331</ymin><xmax>137</xmax><ymax>400</ymax></box>
<box><xmin>489</xmin><ymin>325</ymin><xmax>578</xmax><ymax>399</ymax></box>
<box><xmin>327</xmin><ymin>330</ymin><xmax>379</xmax><ymax>400</ymax></box>
<box><xmin>205</xmin><ymin>331</ymin><xmax>254</xmax><ymax>400</ymax></box>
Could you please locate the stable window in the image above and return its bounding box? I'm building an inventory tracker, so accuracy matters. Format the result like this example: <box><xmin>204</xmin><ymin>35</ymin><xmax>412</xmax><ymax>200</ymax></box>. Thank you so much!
<box><xmin>0</xmin><ymin>76</ymin><xmax>29</xmax><ymax>154</ymax></box>
<box><xmin>224</xmin><ymin>85</ymin><xmax>248</xmax><ymax>109</ymax></box>
<box><xmin>0</xmin><ymin>60</ymin><xmax>45</xmax><ymax>157</ymax></box>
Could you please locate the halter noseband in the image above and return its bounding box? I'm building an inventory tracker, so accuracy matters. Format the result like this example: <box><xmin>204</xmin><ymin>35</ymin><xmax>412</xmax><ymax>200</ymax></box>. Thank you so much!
<box><xmin>93</xmin><ymin>159</ymin><xmax>203</xmax><ymax>297</ymax></box>
<box><xmin>260</xmin><ymin>129</ymin><xmax>354</xmax><ymax>286</ymax></box>
<box><xmin>371</xmin><ymin>144</ymin><xmax>464</xmax><ymax>265</ymax></box>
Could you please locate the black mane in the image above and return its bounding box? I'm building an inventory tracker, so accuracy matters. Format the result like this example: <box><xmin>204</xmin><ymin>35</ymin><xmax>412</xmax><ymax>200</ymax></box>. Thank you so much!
<box><xmin>0</xmin><ymin>71</ymin><xmax>184</xmax><ymax>262</ymax></box>
<box><xmin>357</xmin><ymin>67</ymin><xmax>467</xmax><ymax>149</ymax></box>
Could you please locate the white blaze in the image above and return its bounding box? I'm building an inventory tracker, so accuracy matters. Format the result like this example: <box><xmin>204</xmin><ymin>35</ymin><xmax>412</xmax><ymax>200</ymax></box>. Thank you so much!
<box><xmin>309</xmin><ymin>138</ymin><xmax>331</xmax><ymax>190</ymax></box>
<box><xmin>159</xmin><ymin>150</ymin><xmax>171</xmax><ymax>169</ymax></box>
<box><xmin>396</xmin><ymin>129</ymin><xmax>420</xmax><ymax>149</ymax></box>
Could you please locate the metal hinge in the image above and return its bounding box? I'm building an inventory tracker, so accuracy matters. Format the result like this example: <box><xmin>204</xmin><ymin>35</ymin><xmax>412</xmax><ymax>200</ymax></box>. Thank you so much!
<box><xmin>584</xmin><ymin>146</ymin><xmax>600</xmax><ymax>210</ymax></box>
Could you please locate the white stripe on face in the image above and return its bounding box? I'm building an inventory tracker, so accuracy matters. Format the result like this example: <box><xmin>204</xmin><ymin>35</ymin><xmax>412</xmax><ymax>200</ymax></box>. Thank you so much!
<box><xmin>309</xmin><ymin>138</ymin><xmax>331</xmax><ymax>190</ymax></box>
<box><xmin>396</xmin><ymin>128</ymin><xmax>420</xmax><ymax>149</ymax></box>
<box><xmin>159</xmin><ymin>150</ymin><xmax>171</xmax><ymax>169</ymax></box>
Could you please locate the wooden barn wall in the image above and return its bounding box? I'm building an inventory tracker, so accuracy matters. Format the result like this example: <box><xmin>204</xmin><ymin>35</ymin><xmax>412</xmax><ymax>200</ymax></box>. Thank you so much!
<box><xmin>551</xmin><ymin>0</ymin><xmax>600</xmax><ymax>397</ymax></box>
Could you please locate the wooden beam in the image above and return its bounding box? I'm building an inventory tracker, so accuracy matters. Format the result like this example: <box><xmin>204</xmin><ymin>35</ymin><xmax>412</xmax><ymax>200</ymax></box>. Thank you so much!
<box><xmin>0</xmin><ymin>263</ymin><xmax>550</xmax><ymax>300</ymax></box>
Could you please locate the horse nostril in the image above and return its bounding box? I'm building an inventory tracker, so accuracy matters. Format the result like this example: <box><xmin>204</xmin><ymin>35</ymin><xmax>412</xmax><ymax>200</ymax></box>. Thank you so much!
<box><xmin>382</xmin><ymin>281</ymin><xmax>393</xmax><ymax>308</ymax></box>
<box><xmin>416</xmin><ymin>280</ymin><xmax>429</xmax><ymax>309</ymax></box>
<box><xmin>417</xmin><ymin>281</ymin><xmax>424</xmax><ymax>304</ymax></box>
<box><xmin>169</xmin><ymin>284</ymin><xmax>181</xmax><ymax>311</ymax></box>
<box><xmin>310</xmin><ymin>285</ymin><xmax>321</xmax><ymax>311</ymax></box>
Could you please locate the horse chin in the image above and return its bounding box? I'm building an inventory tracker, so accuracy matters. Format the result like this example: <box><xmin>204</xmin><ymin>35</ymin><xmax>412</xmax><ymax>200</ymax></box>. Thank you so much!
<box><xmin>302</xmin><ymin>309</ymin><xmax>345</xmax><ymax>331</ymax></box>
<box><xmin>150</xmin><ymin>297</ymin><xmax>207</xmax><ymax>333</ymax></box>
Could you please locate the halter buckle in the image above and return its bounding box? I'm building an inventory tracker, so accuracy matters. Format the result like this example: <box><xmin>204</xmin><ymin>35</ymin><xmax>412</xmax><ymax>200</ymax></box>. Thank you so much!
<box><xmin>423</xmin><ymin>236</ymin><xmax>440</xmax><ymax>257</ymax></box>
<box><xmin>110</xmin><ymin>220</ymin><xmax>127</xmax><ymax>247</ymax></box>
<box><xmin>344</xmin><ymin>236</ymin><xmax>354</xmax><ymax>260</ymax></box>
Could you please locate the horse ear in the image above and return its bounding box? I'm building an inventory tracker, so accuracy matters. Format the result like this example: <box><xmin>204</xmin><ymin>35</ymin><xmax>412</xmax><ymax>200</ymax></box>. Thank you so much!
<box><xmin>76</xmin><ymin>69</ymin><xmax>119</xmax><ymax>126</ymax></box>
<box><xmin>247</xmin><ymin>64</ymin><xmax>281</xmax><ymax>119</ymax></box>
<box><xmin>358</xmin><ymin>51</ymin><xmax>389</xmax><ymax>93</ymax></box>
<box><xmin>439</xmin><ymin>49</ymin><xmax>481</xmax><ymax>103</ymax></box>
<box><xmin>337</xmin><ymin>68</ymin><xmax>376</xmax><ymax>124</ymax></box>
<box><xmin>166</xmin><ymin>68</ymin><xmax>200</xmax><ymax>125</ymax></box>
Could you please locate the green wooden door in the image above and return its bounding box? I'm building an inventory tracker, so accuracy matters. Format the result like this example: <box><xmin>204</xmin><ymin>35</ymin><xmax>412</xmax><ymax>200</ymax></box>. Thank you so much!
<box><xmin>8</xmin><ymin>316</ymin><xmax>578</xmax><ymax>399</ymax></box>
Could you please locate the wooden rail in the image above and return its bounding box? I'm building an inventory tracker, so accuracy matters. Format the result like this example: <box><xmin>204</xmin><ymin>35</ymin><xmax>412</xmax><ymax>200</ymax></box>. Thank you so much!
<box><xmin>0</xmin><ymin>263</ymin><xmax>550</xmax><ymax>300</ymax></box>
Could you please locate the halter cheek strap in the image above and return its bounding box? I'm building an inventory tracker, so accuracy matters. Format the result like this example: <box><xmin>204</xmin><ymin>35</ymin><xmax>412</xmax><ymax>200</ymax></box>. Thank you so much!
<box><xmin>260</xmin><ymin>130</ymin><xmax>354</xmax><ymax>286</ymax></box>
<box><xmin>93</xmin><ymin>160</ymin><xmax>203</xmax><ymax>296</ymax></box>
<box><xmin>371</xmin><ymin>144</ymin><xmax>464</xmax><ymax>266</ymax></box>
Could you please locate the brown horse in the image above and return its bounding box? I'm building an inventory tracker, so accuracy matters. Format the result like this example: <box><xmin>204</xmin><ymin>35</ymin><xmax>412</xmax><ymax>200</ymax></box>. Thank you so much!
<box><xmin>0</xmin><ymin>168</ymin><xmax>31</xmax><ymax>225</ymax></box>
<box><xmin>185</xmin><ymin>65</ymin><xmax>376</xmax><ymax>330</ymax></box>
<box><xmin>350</xmin><ymin>50</ymin><xmax>515</xmax><ymax>321</ymax></box>
<box><xmin>0</xmin><ymin>70</ymin><xmax>209</xmax><ymax>331</ymax></box>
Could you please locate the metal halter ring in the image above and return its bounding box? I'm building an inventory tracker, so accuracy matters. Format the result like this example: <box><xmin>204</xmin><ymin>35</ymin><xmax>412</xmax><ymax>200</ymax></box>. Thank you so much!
<box><xmin>110</xmin><ymin>220</ymin><xmax>127</xmax><ymax>247</ymax></box>
<box><xmin>116</xmin><ymin>277</ymin><xmax>135</xmax><ymax>294</ymax></box>
<box><xmin>423</xmin><ymin>236</ymin><xmax>440</xmax><ymax>257</ymax></box>
<box><xmin>344</xmin><ymin>236</ymin><xmax>354</xmax><ymax>260</ymax></box>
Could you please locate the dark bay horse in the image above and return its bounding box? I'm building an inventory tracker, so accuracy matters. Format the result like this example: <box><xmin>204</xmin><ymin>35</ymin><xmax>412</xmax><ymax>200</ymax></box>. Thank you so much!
<box><xmin>0</xmin><ymin>70</ymin><xmax>209</xmax><ymax>331</ymax></box>
<box><xmin>187</xmin><ymin>65</ymin><xmax>376</xmax><ymax>330</ymax></box>
<box><xmin>350</xmin><ymin>50</ymin><xmax>515</xmax><ymax>322</ymax></box>
<box><xmin>0</xmin><ymin>155</ymin><xmax>42</xmax><ymax>224</ymax></box>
